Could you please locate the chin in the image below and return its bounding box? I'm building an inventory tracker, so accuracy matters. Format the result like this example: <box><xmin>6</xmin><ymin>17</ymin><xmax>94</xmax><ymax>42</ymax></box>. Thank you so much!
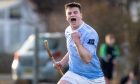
<box><xmin>72</xmin><ymin>25</ymin><xmax>78</xmax><ymax>29</ymax></box>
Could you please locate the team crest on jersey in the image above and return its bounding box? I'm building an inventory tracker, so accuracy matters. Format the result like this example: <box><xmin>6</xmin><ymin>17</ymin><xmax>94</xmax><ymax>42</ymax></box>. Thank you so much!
<box><xmin>88</xmin><ymin>39</ymin><xmax>95</xmax><ymax>45</ymax></box>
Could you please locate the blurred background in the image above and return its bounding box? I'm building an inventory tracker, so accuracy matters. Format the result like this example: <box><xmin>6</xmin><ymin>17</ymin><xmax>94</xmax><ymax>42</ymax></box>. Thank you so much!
<box><xmin>0</xmin><ymin>0</ymin><xmax>140</xmax><ymax>84</ymax></box>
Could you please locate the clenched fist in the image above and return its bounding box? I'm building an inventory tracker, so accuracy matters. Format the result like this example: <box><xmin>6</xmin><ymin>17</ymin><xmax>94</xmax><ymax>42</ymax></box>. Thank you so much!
<box><xmin>71</xmin><ymin>31</ymin><xmax>81</xmax><ymax>45</ymax></box>
<box><xmin>53</xmin><ymin>61</ymin><xmax>63</xmax><ymax>70</ymax></box>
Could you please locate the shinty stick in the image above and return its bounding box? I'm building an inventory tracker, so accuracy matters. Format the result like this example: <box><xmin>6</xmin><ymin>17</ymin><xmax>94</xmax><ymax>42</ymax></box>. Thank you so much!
<box><xmin>44</xmin><ymin>40</ymin><xmax>64</xmax><ymax>76</ymax></box>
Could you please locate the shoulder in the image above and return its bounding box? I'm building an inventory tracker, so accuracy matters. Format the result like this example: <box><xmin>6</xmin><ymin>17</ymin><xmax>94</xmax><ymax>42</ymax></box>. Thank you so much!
<box><xmin>82</xmin><ymin>23</ymin><xmax>98</xmax><ymax>37</ymax></box>
<box><xmin>114</xmin><ymin>45</ymin><xmax>120</xmax><ymax>50</ymax></box>
<box><xmin>65</xmin><ymin>26</ymin><xmax>71</xmax><ymax>38</ymax></box>
<box><xmin>99</xmin><ymin>43</ymin><xmax>107</xmax><ymax>53</ymax></box>
<box><xmin>81</xmin><ymin>24</ymin><xmax>100</xmax><ymax>45</ymax></box>
<box><xmin>65</xmin><ymin>26</ymin><xmax>71</xmax><ymax>33</ymax></box>
<box><xmin>100</xmin><ymin>43</ymin><xmax>107</xmax><ymax>48</ymax></box>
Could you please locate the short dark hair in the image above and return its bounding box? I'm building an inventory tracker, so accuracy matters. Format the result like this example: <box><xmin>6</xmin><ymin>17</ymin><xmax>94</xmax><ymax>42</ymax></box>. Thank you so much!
<box><xmin>65</xmin><ymin>2</ymin><xmax>81</xmax><ymax>12</ymax></box>
<box><xmin>105</xmin><ymin>34</ymin><xmax>115</xmax><ymax>39</ymax></box>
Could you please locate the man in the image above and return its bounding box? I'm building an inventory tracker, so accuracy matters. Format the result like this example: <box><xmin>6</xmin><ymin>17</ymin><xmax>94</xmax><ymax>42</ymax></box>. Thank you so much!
<box><xmin>99</xmin><ymin>34</ymin><xmax>120</xmax><ymax>84</ymax></box>
<box><xmin>54</xmin><ymin>2</ymin><xmax>105</xmax><ymax>84</ymax></box>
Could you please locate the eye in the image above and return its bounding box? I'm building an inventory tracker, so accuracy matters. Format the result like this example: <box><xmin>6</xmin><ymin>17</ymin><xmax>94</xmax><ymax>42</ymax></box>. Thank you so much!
<box><xmin>68</xmin><ymin>12</ymin><xmax>72</xmax><ymax>15</ymax></box>
<box><xmin>73</xmin><ymin>11</ymin><xmax>78</xmax><ymax>14</ymax></box>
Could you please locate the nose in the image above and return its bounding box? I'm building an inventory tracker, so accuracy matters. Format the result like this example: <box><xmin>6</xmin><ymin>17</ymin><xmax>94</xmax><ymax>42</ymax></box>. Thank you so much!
<box><xmin>70</xmin><ymin>12</ymin><xmax>75</xmax><ymax>17</ymax></box>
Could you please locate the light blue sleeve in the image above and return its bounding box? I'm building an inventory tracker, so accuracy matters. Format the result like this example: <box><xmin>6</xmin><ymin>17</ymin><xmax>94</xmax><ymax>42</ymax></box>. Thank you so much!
<box><xmin>83</xmin><ymin>32</ymin><xmax>98</xmax><ymax>55</ymax></box>
<box><xmin>65</xmin><ymin>28</ymin><xmax>68</xmax><ymax>39</ymax></box>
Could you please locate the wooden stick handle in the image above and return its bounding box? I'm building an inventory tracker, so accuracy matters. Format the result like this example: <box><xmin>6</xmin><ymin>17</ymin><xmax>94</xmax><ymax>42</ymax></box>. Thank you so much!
<box><xmin>44</xmin><ymin>40</ymin><xmax>64</xmax><ymax>76</ymax></box>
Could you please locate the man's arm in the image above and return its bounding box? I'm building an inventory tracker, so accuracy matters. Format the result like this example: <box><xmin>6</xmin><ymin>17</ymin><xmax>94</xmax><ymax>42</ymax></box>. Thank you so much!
<box><xmin>71</xmin><ymin>32</ymin><xmax>92</xmax><ymax>64</ymax></box>
<box><xmin>54</xmin><ymin>52</ymin><xmax>69</xmax><ymax>70</ymax></box>
<box><xmin>76</xmin><ymin>44</ymin><xmax>92</xmax><ymax>64</ymax></box>
<box><xmin>60</xmin><ymin>52</ymin><xmax>69</xmax><ymax>67</ymax></box>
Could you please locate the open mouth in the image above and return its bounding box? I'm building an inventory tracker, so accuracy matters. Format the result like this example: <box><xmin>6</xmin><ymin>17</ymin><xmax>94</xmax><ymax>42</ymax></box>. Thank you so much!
<box><xmin>71</xmin><ymin>18</ymin><xmax>76</xmax><ymax>22</ymax></box>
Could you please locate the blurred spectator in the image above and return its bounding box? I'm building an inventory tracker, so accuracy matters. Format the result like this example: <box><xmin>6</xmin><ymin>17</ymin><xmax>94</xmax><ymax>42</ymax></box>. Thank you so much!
<box><xmin>99</xmin><ymin>34</ymin><xmax>120</xmax><ymax>84</ymax></box>
<box><xmin>120</xmin><ymin>72</ymin><xmax>135</xmax><ymax>84</ymax></box>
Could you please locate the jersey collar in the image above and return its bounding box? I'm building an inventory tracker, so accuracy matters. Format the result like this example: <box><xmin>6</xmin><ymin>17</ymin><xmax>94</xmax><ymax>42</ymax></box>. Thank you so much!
<box><xmin>71</xmin><ymin>22</ymin><xmax>85</xmax><ymax>32</ymax></box>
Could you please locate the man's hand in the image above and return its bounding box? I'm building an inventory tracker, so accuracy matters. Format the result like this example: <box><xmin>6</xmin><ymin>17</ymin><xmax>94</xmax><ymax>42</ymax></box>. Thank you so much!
<box><xmin>53</xmin><ymin>52</ymin><xmax>69</xmax><ymax>70</ymax></box>
<box><xmin>53</xmin><ymin>61</ymin><xmax>63</xmax><ymax>70</ymax></box>
<box><xmin>71</xmin><ymin>31</ymin><xmax>81</xmax><ymax>45</ymax></box>
<box><xmin>112</xmin><ymin>59</ymin><xmax>118</xmax><ymax>65</ymax></box>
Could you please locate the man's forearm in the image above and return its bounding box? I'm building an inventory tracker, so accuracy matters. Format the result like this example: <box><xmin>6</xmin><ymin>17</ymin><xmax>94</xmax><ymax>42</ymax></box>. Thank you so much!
<box><xmin>71</xmin><ymin>31</ymin><xmax>92</xmax><ymax>63</ymax></box>
<box><xmin>60</xmin><ymin>52</ymin><xmax>69</xmax><ymax>67</ymax></box>
<box><xmin>76</xmin><ymin>44</ymin><xmax>92</xmax><ymax>64</ymax></box>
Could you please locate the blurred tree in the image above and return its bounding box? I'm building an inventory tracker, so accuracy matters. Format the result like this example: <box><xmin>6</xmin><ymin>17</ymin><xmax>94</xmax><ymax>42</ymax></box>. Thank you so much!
<box><xmin>128</xmin><ymin>22</ymin><xmax>140</xmax><ymax>83</ymax></box>
<box><xmin>29</xmin><ymin>0</ymin><xmax>75</xmax><ymax>14</ymax></box>
<box><xmin>82</xmin><ymin>2</ymin><xmax>130</xmax><ymax>43</ymax></box>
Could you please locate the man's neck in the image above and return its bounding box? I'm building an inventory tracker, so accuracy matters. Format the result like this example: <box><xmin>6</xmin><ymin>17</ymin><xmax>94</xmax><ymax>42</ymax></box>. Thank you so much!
<box><xmin>71</xmin><ymin>20</ymin><xmax>83</xmax><ymax>30</ymax></box>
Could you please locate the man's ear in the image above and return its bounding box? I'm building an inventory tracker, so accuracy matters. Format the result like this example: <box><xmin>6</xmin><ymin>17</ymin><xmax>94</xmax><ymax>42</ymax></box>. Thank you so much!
<box><xmin>65</xmin><ymin>12</ymin><xmax>68</xmax><ymax>21</ymax></box>
<box><xmin>80</xmin><ymin>13</ymin><xmax>83</xmax><ymax>19</ymax></box>
<box><xmin>65</xmin><ymin>17</ymin><xmax>68</xmax><ymax>21</ymax></box>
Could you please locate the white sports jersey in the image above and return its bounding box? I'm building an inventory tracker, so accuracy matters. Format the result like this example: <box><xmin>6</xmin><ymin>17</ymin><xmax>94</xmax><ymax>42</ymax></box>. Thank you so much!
<box><xmin>65</xmin><ymin>22</ymin><xmax>104</xmax><ymax>79</ymax></box>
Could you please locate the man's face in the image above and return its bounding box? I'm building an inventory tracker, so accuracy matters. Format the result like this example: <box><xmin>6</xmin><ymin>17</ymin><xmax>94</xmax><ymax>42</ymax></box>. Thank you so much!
<box><xmin>105</xmin><ymin>36</ymin><xmax>115</xmax><ymax>46</ymax></box>
<box><xmin>65</xmin><ymin>7</ymin><xmax>82</xmax><ymax>28</ymax></box>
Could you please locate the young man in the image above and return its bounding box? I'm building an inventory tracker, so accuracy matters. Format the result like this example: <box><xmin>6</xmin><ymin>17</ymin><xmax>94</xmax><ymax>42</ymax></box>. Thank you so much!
<box><xmin>54</xmin><ymin>2</ymin><xmax>105</xmax><ymax>84</ymax></box>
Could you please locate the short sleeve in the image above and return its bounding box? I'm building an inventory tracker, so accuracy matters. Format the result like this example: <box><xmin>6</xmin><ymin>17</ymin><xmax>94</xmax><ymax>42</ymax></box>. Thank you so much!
<box><xmin>99</xmin><ymin>44</ymin><xmax>107</xmax><ymax>58</ymax></box>
<box><xmin>65</xmin><ymin>26</ymin><xmax>71</xmax><ymax>39</ymax></box>
<box><xmin>65</xmin><ymin>28</ymin><xmax>68</xmax><ymax>39</ymax></box>
<box><xmin>83</xmin><ymin>32</ymin><xmax>99</xmax><ymax>55</ymax></box>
